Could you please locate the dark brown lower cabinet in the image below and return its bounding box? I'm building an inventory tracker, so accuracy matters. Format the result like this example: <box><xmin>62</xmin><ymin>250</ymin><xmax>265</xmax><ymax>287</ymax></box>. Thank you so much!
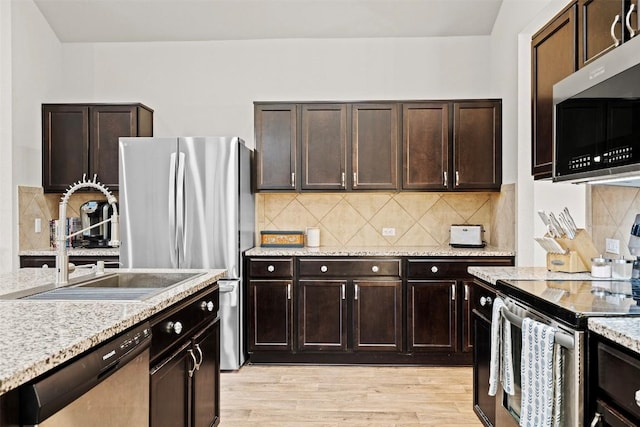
<box><xmin>472</xmin><ymin>279</ymin><xmax>497</xmax><ymax>427</ymax></box>
<box><xmin>19</xmin><ymin>255</ymin><xmax>119</xmax><ymax>268</ymax></box>
<box><xmin>248</xmin><ymin>279</ymin><xmax>293</xmax><ymax>351</ymax></box>
<box><xmin>407</xmin><ymin>280</ymin><xmax>457</xmax><ymax>352</ymax></box>
<box><xmin>150</xmin><ymin>319</ymin><xmax>220</xmax><ymax>427</ymax></box>
<box><xmin>297</xmin><ymin>279</ymin><xmax>402</xmax><ymax>352</ymax></box>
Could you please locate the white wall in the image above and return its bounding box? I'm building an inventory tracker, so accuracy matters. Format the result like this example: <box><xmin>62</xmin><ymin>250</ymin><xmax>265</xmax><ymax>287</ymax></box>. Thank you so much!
<box><xmin>6</xmin><ymin>0</ymin><xmax>63</xmax><ymax>272</ymax></box>
<box><xmin>0</xmin><ymin>1</ymin><xmax>13</xmax><ymax>272</ymax></box>
<box><xmin>56</xmin><ymin>37</ymin><xmax>494</xmax><ymax>149</ymax></box>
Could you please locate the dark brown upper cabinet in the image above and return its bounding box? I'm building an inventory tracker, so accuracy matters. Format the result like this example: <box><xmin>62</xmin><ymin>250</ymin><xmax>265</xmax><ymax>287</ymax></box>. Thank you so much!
<box><xmin>300</xmin><ymin>104</ymin><xmax>348</xmax><ymax>190</ymax></box>
<box><xmin>402</xmin><ymin>100</ymin><xmax>502</xmax><ymax>191</ymax></box>
<box><xmin>351</xmin><ymin>103</ymin><xmax>399</xmax><ymax>190</ymax></box>
<box><xmin>453</xmin><ymin>101</ymin><xmax>502</xmax><ymax>190</ymax></box>
<box><xmin>579</xmin><ymin>0</ymin><xmax>634</xmax><ymax>67</ymax></box>
<box><xmin>255</xmin><ymin>104</ymin><xmax>298</xmax><ymax>190</ymax></box>
<box><xmin>402</xmin><ymin>102</ymin><xmax>449</xmax><ymax>190</ymax></box>
<box><xmin>42</xmin><ymin>103</ymin><xmax>153</xmax><ymax>193</ymax></box>
<box><xmin>256</xmin><ymin>100</ymin><xmax>498</xmax><ymax>192</ymax></box>
<box><xmin>531</xmin><ymin>3</ymin><xmax>578</xmax><ymax>179</ymax></box>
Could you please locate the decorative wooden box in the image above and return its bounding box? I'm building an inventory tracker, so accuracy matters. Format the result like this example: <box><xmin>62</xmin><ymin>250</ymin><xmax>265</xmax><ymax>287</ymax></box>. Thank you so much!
<box><xmin>260</xmin><ymin>230</ymin><xmax>305</xmax><ymax>248</ymax></box>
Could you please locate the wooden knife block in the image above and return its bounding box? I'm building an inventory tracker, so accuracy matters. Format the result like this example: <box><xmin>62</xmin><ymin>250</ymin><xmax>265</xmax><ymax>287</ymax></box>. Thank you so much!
<box><xmin>545</xmin><ymin>229</ymin><xmax>599</xmax><ymax>273</ymax></box>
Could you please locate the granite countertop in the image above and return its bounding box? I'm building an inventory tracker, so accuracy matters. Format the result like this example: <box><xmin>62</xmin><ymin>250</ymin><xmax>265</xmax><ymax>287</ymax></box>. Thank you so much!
<box><xmin>0</xmin><ymin>267</ymin><xmax>225</xmax><ymax>396</ymax></box>
<box><xmin>20</xmin><ymin>248</ymin><xmax>120</xmax><ymax>256</ymax></box>
<box><xmin>468</xmin><ymin>266</ymin><xmax>605</xmax><ymax>285</ymax></box>
<box><xmin>589</xmin><ymin>317</ymin><xmax>640</xmax><ymax>356</ymax></box>
<box><xmin>246</xmin><ymin>245</ymin><xmax>515</xmax><ymax>257</ymax></box>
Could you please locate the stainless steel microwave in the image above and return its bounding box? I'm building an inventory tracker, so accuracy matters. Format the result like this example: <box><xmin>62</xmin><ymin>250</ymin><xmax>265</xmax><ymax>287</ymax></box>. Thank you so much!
<box><xmin>553</xmin><ymin>35</ymin><xmax>640</xmax><ymax>185</ymax></box>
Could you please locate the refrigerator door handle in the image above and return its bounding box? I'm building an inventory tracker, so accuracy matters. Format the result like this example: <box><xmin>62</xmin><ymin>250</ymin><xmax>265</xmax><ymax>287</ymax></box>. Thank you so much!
<box><xmin>168</xmin><ymin>152</ymin><xmax>178</xmax><ymax>267</ymax></box>
<box><xmin>176</xmin><ymin>152</ymin><xmax>186</xmax><ymax>262</ymax></box>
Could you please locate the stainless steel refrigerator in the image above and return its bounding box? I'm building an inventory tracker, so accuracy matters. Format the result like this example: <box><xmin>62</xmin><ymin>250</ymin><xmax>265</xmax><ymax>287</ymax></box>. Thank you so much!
<box><xmin>118</xmin><ymin>136</ymin><xmax>254</xmax><ymax>370</ymax></box>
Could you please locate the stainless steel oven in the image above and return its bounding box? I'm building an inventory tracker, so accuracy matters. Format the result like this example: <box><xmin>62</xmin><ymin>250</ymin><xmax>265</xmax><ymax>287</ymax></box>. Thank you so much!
<box><xmin>495</xmin><ymin>295</ymin><xmax>584</xmax><ymax>427</ymax></box>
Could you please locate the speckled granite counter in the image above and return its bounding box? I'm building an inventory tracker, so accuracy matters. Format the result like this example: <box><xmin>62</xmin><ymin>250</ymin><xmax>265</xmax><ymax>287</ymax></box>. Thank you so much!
<box><xmin>589</xmin><ymin>317</ymin><xmax>640</xmax><ymax>355</ymax></box>
<box><xmin>468</xmin><ymin>266</ymin><xmax>606</xmax><ymax>285</ymax></box>
<box><xmin>0</xmin><ymin>267</ymin><xmax>225</xmax><ymax>395</ymax></box>
<box><xmin>20</xmin><ymin>248</ymin><xmax>119</xmax><ymax>256</ymax></box>
<box><xmin>246</xmin><ymin>245</ymin><xmax>515</xmax><ymax>257</ymax></box>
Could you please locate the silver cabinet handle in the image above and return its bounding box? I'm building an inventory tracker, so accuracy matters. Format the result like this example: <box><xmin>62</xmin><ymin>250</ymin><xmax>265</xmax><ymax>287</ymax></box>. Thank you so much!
<box><xmin>187</xmin><ymin>349</ymin><xmax>198</xmax><ymax>378</ymax></box>
<box><xmin>291</xmin><ymin>172</ymin><xmax>296</xmax><ymax>188</ymax></box>
<box><xmin>341</xmin><ymin>283</ymin><xmax>346</xmax><ymax>300</ymax></box>
<box><xmin>267</xmin><ymin>264</ymin><xmax>275</xmax><ymax>273</ymax></box>
<box><xmin>164</xmin><ymin>321</ymin><xmax>183</xmax><ymax>335</ymax></box>
<box><xmin>443</xmin><ymin>171</ymin><xmax>448</xmax><ymax>187</ymax></box>
<box><xmin>455</xmin><ymin>170</ymin><xmax>460</xmax><ymax>187</ymax></box>
<box><xmin>451</xmin><ymin>284</ymin><xmax>456</xmax><ymax>301</ymax></box>
<box><xmin>341</xmin><ymin>172</ymin><xmax>346</xmax><ymax>188</ymax></box>
<box><xmin>611</xmin><ymin>14</ymin><xmax>622</xmax><ymax>47</ymax></box>
<box><xmin>371</xmin><ymin>265</ymin><xmax>379</xmax><ymax>273</ymax></box>
<box><xmin>287</xmin><ymin>283</ymin><xmax>291</xmax><ymax>300</ymax></box>
<box><xmin>320</xmin><ymin>265</ymin><xmax>328</xmax><ymax>273</ymax></box>
<box><xmin>355</xmin><ymin>284</ymin><xmax>359</xmax><ymax>300</ymax></box>
<box><xmin>464</xmin><ymin>284</ymin><xmax>469</xmax><ymax>301</ymax></box>
<box><xmin>431</xmin><ymin>266</ymin><xmax>438</xmax><ymax>273</ymax></box>
<box><xmin>635</xmin><ymin>389</ymin><xmax>640</xmax><ymax>407</ymax></box>
<box><xmin>194</xmin><ymin>343</ymin><xmax>203</xmax><ymax>371</ymax></box>
<box><xmin>627</xmin><ymin>4</ymin><xmax>637</xmax><ymax>38</ymax></box>
<box><xmin>200</xmin><ymin>301</ymin><xmax>214</xmax><ymax>312</ymax></box>
<box><xmin>480</xmin><ymin>296</ymin><xmax>493</xmax><ymax>306</ymax></box>
<box><xmin>589</xmin><ymin>412</ymin><xmax>602</xmax><ymax>427</ymax></box>
<box><xmin>353</xmin><ymin>172</ymin><xmax>358</xmax><ymax>188</ymax></box>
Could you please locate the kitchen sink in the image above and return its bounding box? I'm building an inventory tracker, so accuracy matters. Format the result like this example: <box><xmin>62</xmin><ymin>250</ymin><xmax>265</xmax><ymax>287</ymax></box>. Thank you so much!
<box><xmin>1</xmin><ymin>272</ymin><xmax>205</xmax><ymax>301</ymax></box>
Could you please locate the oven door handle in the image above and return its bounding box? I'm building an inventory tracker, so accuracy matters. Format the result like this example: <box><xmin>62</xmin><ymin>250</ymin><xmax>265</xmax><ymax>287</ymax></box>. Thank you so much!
<box><xmin>500</xmin><ymin>306</ymin><xmax>575</xmax><ymax>350</ymax></box>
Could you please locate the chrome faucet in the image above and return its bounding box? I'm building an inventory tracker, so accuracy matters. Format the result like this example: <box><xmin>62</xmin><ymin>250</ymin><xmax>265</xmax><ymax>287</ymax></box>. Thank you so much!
<box><xmin>55</xmin><ymin>174</ymin><xmax>120</xmax><ymax>284</ymax></box>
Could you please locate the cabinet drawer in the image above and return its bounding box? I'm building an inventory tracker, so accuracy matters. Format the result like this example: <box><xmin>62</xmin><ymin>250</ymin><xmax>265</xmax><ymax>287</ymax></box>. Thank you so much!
<box><xmin>597</xmin><ymin>342</ymin><xmax>640</xmax><ymax>420</ymax></box>
<box><xmin>299</xmin><ymin>258</ymin><xmax>401</xmax><ymax>277</ymax></box>
<box><xmin>406</xmin><ymin>258</ymin><xmax>513</xmax><ymax>279</ymax></box>
<box><xmin>249</xmin><ymin>258</ymin><xmax>294</xmax><ymax>278</ymax></box>
<box><xmin>472</xmin><ymin>280</ymin><xmax>496</xmax><ymax>320</ymax></box>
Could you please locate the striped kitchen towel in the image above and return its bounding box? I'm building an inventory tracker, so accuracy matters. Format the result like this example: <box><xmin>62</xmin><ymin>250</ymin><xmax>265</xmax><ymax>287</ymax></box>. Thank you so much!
<box><xmin>488</xmin><ymin>297</ymin><xmax>505</xmax><ymax>396</ymax></box>
<box><xmin>519</xmin><ymin>317</ymin><xmax>561</xmax><ymax>427</ymax></box>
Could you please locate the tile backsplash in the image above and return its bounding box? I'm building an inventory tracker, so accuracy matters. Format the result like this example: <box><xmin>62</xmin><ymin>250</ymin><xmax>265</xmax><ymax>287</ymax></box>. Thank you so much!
<box><xmin>590</xmin><ymin>184</ymin><xmax>640</xmax><ymax>258</ymax></box>
<box><xmin>18</xmin><ymin>186</ymin><xmax>117</xmax><ymax>250</ymax></box>
<box><xmin>19</xmin><ymin>184</ymin><xmax>516</xmax><ymax>251</ymax></box>
<box><xmin>256</xmin><ymin>184</ymin><xmax>515</xmax><ymax>248</ymax></box>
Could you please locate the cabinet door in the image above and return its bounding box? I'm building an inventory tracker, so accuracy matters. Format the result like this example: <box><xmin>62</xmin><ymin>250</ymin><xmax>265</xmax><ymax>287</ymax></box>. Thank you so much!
<box><xmin>473</xmin><ymin>310</ymin><xmax>496</xmax><ymax>427</ymax></box>
<box><xmin>531</xmin><ymin>4</ymin><xmax>578</xmax><ymax>179</ymax></box>
<box><xmin>351</xmin><ymin>104</ymin><xmax>399</xmax><ymax>190</ymax></box>
<box><xmin>150</xmin><ymin>343</ymin><xmax>191</xmax><ymax>427</ymax></box>
<box><xmin>402</xmin><ymin>103</ymin><xmax>450</xmax><ymax>190</ymax></box>
<box><xmin>255</xmin><ymin>104</ymin><xmax>298</xmax><ymax>190</ymax></box>
<box><xmin>298</xmin><ymin>280</ymin><xmax>347</xmax><ymax>351</ymax></box>
<box><xmin>461</xmin><ymin>282</ymin><xmax>474</xmax><ymax>353</ymax></box>
<box><xmin>90</xmin><ymin>105</ymin><xmax>139</xmax><ymax>191</ymax></box>
<box><xmin>301</xmin><ymin>104</ymin><xmax>348</xmax><ymax>190</ymax></box>
<box><xmin>452</xmin><ymin>101</ymin><xmax>502</xmax><ymax>190</ymax></box>
<box><xmin>192</xmin><ymin>320</ymin><xmax>220</xmax><ymax>427</ymax></box>
<box><xmin>407</xmin><ymin>280</ymin><xmax>457</xmax><ymax>352</ymax></box>
<box><xmin>248</xmin><ymin>280</ymin><xmax>293</xmax><ymax>351</ymax></box>
<box><xmin>353</xmin><ymin>280</ymin><xmax>403</xmax><ymax>352</ymax></box>
<box><xmin>42</xmin><ymin>105</ymin><xmax>89</xmax><ymax>192</ymax></box>
<box><xmin>579</xmin><ymin>0</ymin><xmax>627</xmax><ymax>67</ymax></box>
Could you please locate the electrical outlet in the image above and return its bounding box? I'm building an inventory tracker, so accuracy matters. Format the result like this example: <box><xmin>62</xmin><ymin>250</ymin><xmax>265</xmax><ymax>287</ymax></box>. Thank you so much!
<box><xmin>34</xmin><ymin>218</ymin><xmax>41</xmax><ymax>233</ymax></box>
<box><xmin>606</xmin><ymin>238</ymin><xmax>620</xmax><ymax>255</ymax></box>
<box><xmin>382</xmin><ymin>227</ymin><xmax>396</xmax><ymax>237</ymax></box>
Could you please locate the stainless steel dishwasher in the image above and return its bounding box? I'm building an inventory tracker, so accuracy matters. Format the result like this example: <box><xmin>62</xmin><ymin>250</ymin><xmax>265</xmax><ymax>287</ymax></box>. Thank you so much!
<box><xmin>19</xmin><ymin>322</ymin><xmax>152</xmax><ymax>427</ymax></box>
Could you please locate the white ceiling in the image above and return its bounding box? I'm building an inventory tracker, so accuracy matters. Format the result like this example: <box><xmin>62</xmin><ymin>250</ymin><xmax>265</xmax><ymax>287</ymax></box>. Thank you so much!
<box><xmin>33</xmin><ymin>0</ymin><xmax>504</xmax><ymax>43</ymax></box>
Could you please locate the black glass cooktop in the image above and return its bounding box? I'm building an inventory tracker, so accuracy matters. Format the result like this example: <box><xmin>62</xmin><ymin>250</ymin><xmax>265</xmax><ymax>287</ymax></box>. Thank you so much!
<box><xmin>496</xmin><ymin>279</ymin><xmax>640</xmax><ymax>328</ymax></box>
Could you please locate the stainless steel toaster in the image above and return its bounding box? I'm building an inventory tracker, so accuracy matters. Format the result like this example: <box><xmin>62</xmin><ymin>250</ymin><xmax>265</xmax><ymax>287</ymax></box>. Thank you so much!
<box><xmin>449</xmin><ymin>224</ymin><xmax>485</xmax><ymax>247</ymax></box>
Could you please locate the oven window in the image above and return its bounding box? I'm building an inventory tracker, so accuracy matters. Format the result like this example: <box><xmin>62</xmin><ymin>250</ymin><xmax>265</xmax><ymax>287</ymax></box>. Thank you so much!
<box><xmin>504</xmin><ymin>325</ymin><xmax>523</xmax><ymax>422</ymax></box>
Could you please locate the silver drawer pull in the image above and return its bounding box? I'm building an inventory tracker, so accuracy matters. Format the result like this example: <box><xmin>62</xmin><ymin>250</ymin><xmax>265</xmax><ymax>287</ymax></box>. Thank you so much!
<box><xmin>635</xmin><ymin>389</ymin><xmax>640</xmax><ymax>407</ymax></box>
<box><xmin>320</xmin><ymin>265</ymin><xmax>328</xmax><ymax>273</ymax></box>
<box><xmin>626</xmin><ymin>4</ymin><xmax>637</xmax><ymax>38</ymax></box>
<box><xmin>480</xmin><ymin>296</ymin><xmax>493</xmax><ymax>306</ymax></box>
<box><xmin>267</xmin><ymin>265</ymin><xmax>275</xmax><ymax>272</ymax></box>
<box><xmin>611</xmin><ymin>14</ymin><xmax>622</xmax><ymax>47</ymax></box>
<box><xmin>371</xmin><ymin>265</ymin><xmax>379</xmax><ymax>273</ymax></box>
<box><xmin>431</xmin><ymin>266</ymin><xmax>438</xmax><ymax>273</ymax></box>
<box><xmin>589</xmin><ymin>412</ymin><xmax>602</xmax><ymax>427</ymax></box>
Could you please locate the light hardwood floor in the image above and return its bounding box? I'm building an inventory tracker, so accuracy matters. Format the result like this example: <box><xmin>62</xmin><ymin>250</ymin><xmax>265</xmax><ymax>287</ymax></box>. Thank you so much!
<box><xmin>220</xmin><ymin>365</ymin><xmax>483</xmax><ymax>427</ymax></box>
